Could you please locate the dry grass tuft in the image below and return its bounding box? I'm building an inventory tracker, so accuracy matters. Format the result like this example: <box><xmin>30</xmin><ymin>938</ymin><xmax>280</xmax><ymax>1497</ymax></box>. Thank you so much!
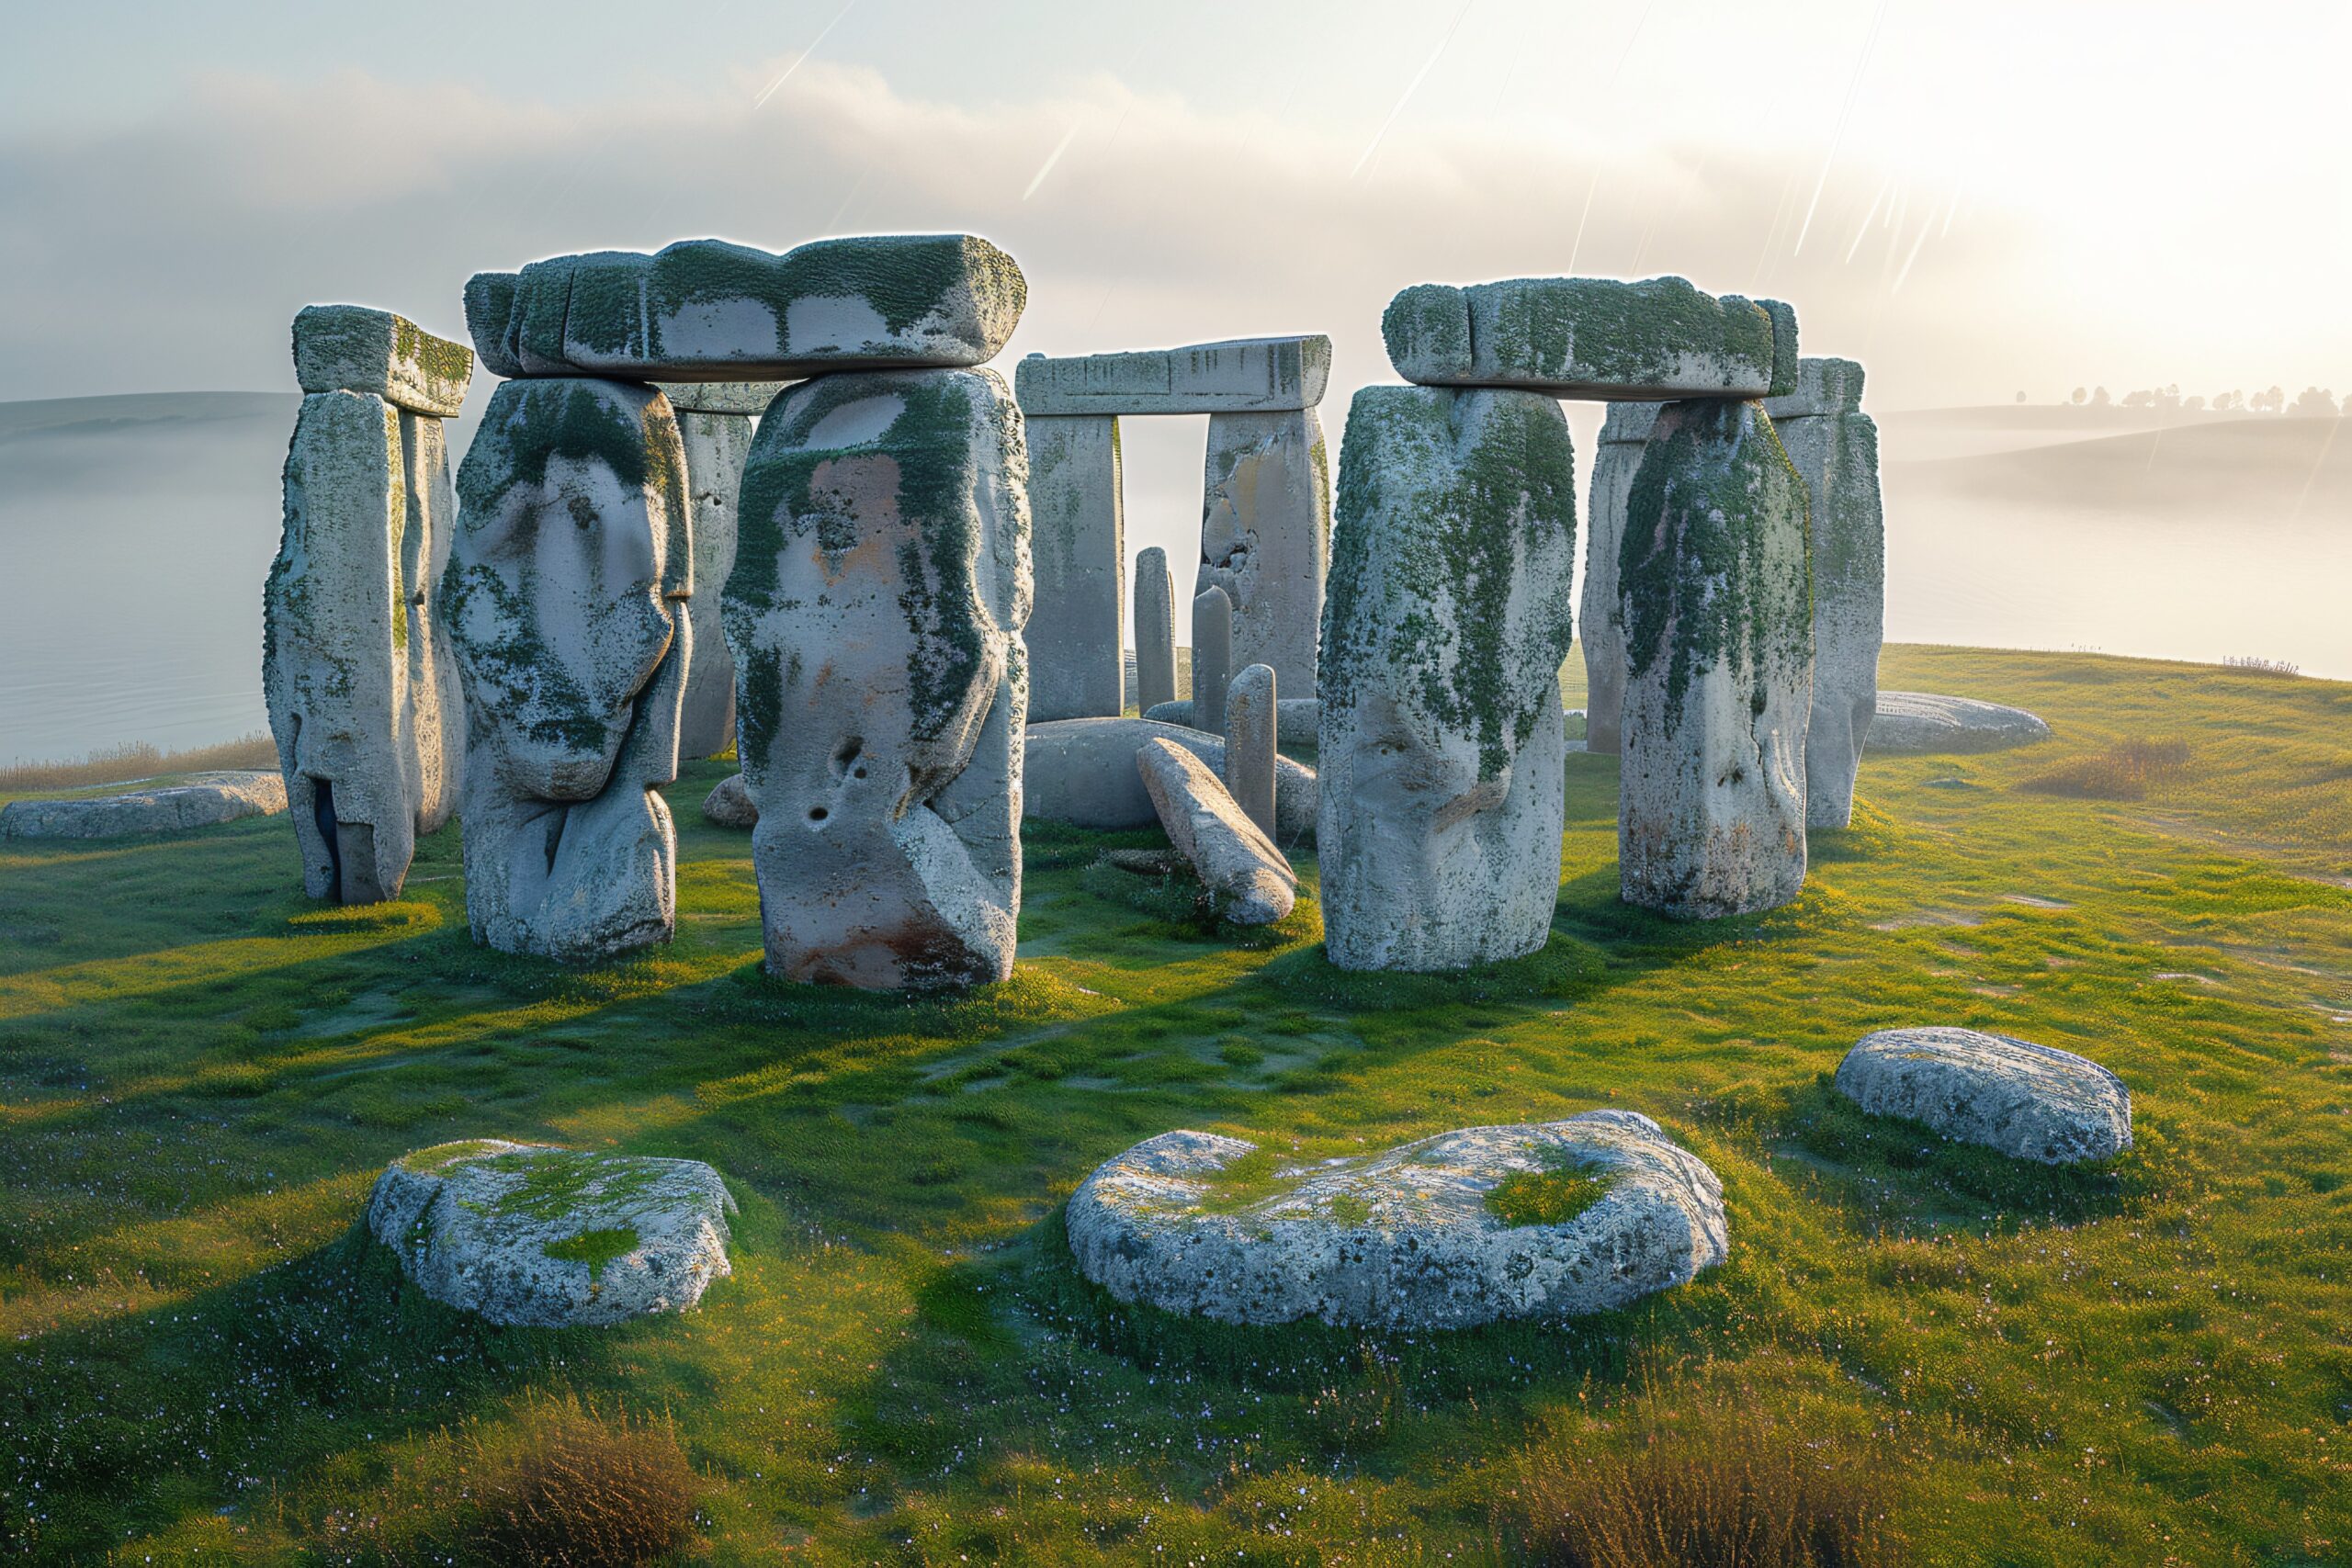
<box><xmin>0</xmin><ymin>730</ymin><xmax>277</xmax><ymax>795</ymax></box>
<box><xmin>1505</xmin><ymin>1396</ymin><xmax>1899</xmax><ymax>1568</ymax></box>
<box><xmin>470</xmin><ymin>1393</ymin><xmax>700</xmax><ymax>1568</ymax></box>
<box><xmin>2222</xmin><ymin>655</ymin><xmax>2301</xmax><ymax>677</ymax></box>
<box><xmin>2017</xmin><ymin>737</ymin><xmax>2190</xmax><ymax>801</ymax></box>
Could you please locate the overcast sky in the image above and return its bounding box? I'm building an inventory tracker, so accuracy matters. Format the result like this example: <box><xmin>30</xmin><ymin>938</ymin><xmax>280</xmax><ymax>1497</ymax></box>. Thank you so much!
<box><xmin>5</xmin><ymin>0</ymin><xmax>2345</xmax><ymax>410</ymax></box>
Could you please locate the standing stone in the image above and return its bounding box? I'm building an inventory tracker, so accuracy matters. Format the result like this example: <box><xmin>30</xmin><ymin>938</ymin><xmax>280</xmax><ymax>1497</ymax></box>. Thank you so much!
<box><xmin>724</xmin><ymin>367</ymin><xmax>1031</xmax><ymax>989</ymax></box>
<box><xmin>1025</xmin><ymin>414</ymin><xmax>1125</xmax><ymax>720</ymax></box>
<box><xmin>1198</xmin><ymin>409</ymin><xmax>1330</xmax><ymax>696</ymax></box>
<box><xmin>1190</xmin><ymin>587</ymin><xmax>1233</xmax><ymax>737</ymax></box>
<box><xmin>1617</xmin><ymin>399</ymin><xmax>1811</xmax><ymax>919</ymax></box>
<box><xmin>1577</xmin><ymin>401</ymin><xmax>1662</xmax><ymax>755</ymax></box>
<box><xmin>1383</xmin><ymin>276</ymin><xmax>1792</xmax><ymax>400</ymax></box>
<box><xmin>1133</xmin><ymin>546</ymin><xmax>1177</xmax><ymax>714</ymax></box>
<box><xmin>1224</xmin><ymin>663</ymin><xmax>1277</xmax><ymax>839</ymax></box>
<box><xmin>1318</xmin><ymin>386</ymin><xmax>1578</xmax><ymax>971</ymax></box>
<box><xmin>1765</xmin><ymin>357</ymin><xmax>1883</xmax><ymax>829</ymax></box>
<box><xmin>465</xmin><ymin>234</ymin><xmax>1027</xmax><ymax>381</ymax></box>
<box><xmin>673</xmin><ymin>408</ymin><xmax>757</xmax><ymax>757</ymax></box>
<box><xmin>444</xmin><ymin>378</ymin><xmax>691</xmax><ymax>960</ymax></box>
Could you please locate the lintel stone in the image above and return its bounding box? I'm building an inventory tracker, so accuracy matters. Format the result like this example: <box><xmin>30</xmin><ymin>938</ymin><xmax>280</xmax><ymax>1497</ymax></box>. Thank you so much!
<box><xmin>293</xmin><ymin>305</ymin><xmax>474</xmax><ymax>418</ymax></box>
<box><xmin>1014</xmin><ymin>335</ymin><xmax>1331</xmax><ymax>416</ymax></box>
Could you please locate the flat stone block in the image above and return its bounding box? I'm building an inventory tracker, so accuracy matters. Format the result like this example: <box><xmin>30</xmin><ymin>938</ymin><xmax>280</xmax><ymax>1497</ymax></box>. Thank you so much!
<box><xmin>1014</xmin><ymin>334</ymin><xmax>1332</xmax><ymax>415</ymax></box>
<box><xmin>294</xmin><ymin>304</ymin><xmax>474</xmax><ymax>417</ymax></box>
<box><xmin>1383</xmin><ymin>276</ymin><xmax>1791</xmax><ymax>400</ymax></box>
<box><xmin>0</xmin><ymin>772</ymin><xmax>286</xmax><ymax>840</ymax></box>
<box><xmin>1023</xmin><ymin>717</ymin><xmax>1317</xmax><ymax>846</ymax></box>
<box><xmin>1836</xmin><ymin>1028</ymin><xmax>2132</xmax><ymax>1164</ymax></box>
<box><xmin>654</xmin><ymin>380</ymin><xmax>787</xmax><ymax>415</ymax></box>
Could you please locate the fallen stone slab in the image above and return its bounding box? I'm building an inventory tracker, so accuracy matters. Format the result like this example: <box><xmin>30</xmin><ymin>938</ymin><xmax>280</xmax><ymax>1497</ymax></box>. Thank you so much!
<box><xmin>703</xmin><ymin>773</ymin><xmax>755</xmax><ymax>828</ymax></box>
<box><xmin>293</xmin><ymin>304</ymin><xmax>474</xmax><ymax>418</ymax></box>
<box><xmin>1144</xmin><ymin>695</ymin><xmax>1321</xmax><ymax>745</ymax></box>
<box><xmin>1835</xmin><ymin>1027</ymin><xmax>2132</xmax><ymax>1164</ymax></box>
<box><xmin>1023</xmin><ymin>717</ymin><xmax>1317</xmax><ymax>845</ymax></box>
<box><xmin>1067</xmin><ymin>1111</ymin><xmax>1725</xmax><ymax>1329</ymax></box>
<box><xmin>367</xmin><ymin>1140</ymin><xmax>734</xmax><ymax>1327</ymax></box>
<box><xmin>1868</xmin><ymin>692</ymin><xmax>2052</xmax><ymax>754</ymax></box>
<box><xmin>466</xmin><ymin>234</ymin><xmax>1026</xmax><ymax>381</ymax></box>
<box><xmin>0</xmin><ymin>772</ymin><xmax>287</xmax><ymax>840</ymax></box>
<box><xmin>1014</xmin><ymin>335</ymin><xmax>1331</xmax><ymax>416</ymax></box>
<box><xmin>1136</xmin><ymin>737</ymin><xmax>1295</xmax><ymax>924</ymax></box>
<box><xmin>1383</xmin><ymin>276</ymin><xmax>1791</xmax><ymax>400</ymax></box>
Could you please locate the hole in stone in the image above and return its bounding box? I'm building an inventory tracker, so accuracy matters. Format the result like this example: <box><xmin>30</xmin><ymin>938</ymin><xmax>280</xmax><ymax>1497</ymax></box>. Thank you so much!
<box><xmin>808</xmin><ymin>807</ymin><xmax>829</xmax><ymax>822</ymax></box>
<box><xmin>832</xmin><ymin>737</ymin><xmax>865</xmax><ymax>781</ymax></box>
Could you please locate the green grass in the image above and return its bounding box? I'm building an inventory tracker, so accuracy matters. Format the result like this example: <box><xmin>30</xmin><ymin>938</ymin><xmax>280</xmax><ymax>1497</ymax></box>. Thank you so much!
<box><xmin>1</xmin><ymin>644</ymin><xmax>2349</xmax><ymax>1563</ymax></box>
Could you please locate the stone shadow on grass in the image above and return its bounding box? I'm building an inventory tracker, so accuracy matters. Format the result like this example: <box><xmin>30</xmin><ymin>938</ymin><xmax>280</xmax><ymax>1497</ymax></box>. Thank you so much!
<box><xmin>1710</xmin><ymin>1074</ymin><xmax>2175</xmax><ymax>1239</ymax></box>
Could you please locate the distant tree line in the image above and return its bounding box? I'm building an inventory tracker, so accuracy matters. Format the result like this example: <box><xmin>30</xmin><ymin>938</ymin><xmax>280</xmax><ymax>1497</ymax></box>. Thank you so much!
<box><xmin>2015</xmin><ymin>383</ymin><xmax>2343</xmax><ymax>416</ymax></box>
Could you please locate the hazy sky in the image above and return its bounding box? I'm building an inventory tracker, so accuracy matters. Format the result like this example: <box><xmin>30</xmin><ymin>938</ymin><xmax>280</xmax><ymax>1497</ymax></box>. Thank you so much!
<box><xmin>4</xmin><ymin>0</ymin><xmax>2346</xmax><ymax>408</ymax></box>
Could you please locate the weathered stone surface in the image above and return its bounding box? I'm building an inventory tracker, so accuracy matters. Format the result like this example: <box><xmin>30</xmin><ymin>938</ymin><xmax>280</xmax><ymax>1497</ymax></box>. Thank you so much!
<box><xmin>725</xmin><ymin>368</ymin><xmax>1029</xmax><ymax>988</ymax></box>
<box><xmin>266</xmin><ymin>390</ymin><xmax>462</xmax><ymax>904</ymax></box>
<box><xmin>0</xmin><ymin>772</ymin><xmax>287</xmax><ymax>840</ymax></box>
<box><xmin>675</xmin><ymin>409</ymin><xmax>755</xmax><ymax>758</ymax></box>
<box><xmin>1770</xmin><ymin>358</ymin><xmax>1883</xmax><ymax>828</ymax></box>
<box><xmin>1014</xmin><ymin>335</ymin><xmax>1331</xmax><ymax>416</ymax></box>
<box><xmin>1577</xmin><ymin>400</ymin><xmax>1664</xmax><ymax>755</ymax></box>
<box><xmin>1318</xmin><ymin>386</ymin><xmax>1577</xmax><ymax>971</ymax></box>
<box><xmin>293</xmin><ymin>305</ymin><xmax>474</xmax><ymax>418</ymax></box>
<box><xmin>1868</xmin><ymin>692</ymin><xmax>2052</xmax><ymax>754</ymax></box>
<box><xmin>1618</xmin><ymin>399</ymin><xmax>1811</xmax><ymax>919</ymax></box>
<box><xmin>465</xmin><ymin>235</ymin><xmax>1026</xmax><ymax>381</ymax></box>
<box><xmin>1067</xmin><ymin>1111</ymin><xmax>1726</xmax><ymax>1329</ymax></box>
<box><xmin>1383</xmin><ymin>276</ymin><xmax>1788</xmax><ymax>400</ymax></box>
<box><xmin>445</xmin><ymin>378</ymin><xmax>691</xmax><ymax>960</ymax></box>
<box><xmin>367</xmin><ymin>1140</ymin><xmax>734</xmax><ymax>1327</ymax></box>
<box><xmin>1023</xmin><ymin>717</ymin><xmax>1317</xmax><ymax>845</ymax></box>
<box><xmin>1025</xmin><ymin>415</ymin><xmax>1125</xmax><ymax>721</ymax></box>
<box><xmin>703</xmin><ymin>772</ymin><xmax>756</xmax><ymax>828</ymax></box>
<box><xmin>1199</xmin><ymin>409</ymin><xmax>1330</xmax><ymax>696</ymax></box>
<box><xmin>1136</xmin><ymin>738</ymin><xmax>1295</xmax><ymax>924</ymax></box>
<box><xmin>1133</xmin><ymin>547</ymin><xmax>1177</xmax><ymax>714</ymax></box>
<box><xmin>1191</xmin><ymin>586</ymin><xmax>1233</xmax><ymax>736</ymax></box>
<box><xmin>1835</xmin><ymin>1028</ymin><xmax>2132</xmax><ymax>1164</ymax></box>
<box><xmin>653</xmin><ymin>380</ymin><xmax>786</xmax><ymax>415</ymax></box>
<box><xmin>1221</xmin><ymin>664</ymin><xmax>1278</xmax><ymax>840</ymax></box>
<box><xmin>1145</xmin><ymin>695</ymin><xmax>1321</xmax><ymax>746</ymax></box>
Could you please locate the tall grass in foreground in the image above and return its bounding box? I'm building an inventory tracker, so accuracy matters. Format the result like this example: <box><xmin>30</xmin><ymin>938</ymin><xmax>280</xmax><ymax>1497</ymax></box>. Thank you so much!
<box><xmin>1506</xmin><ymin>1392</ymin><xmax>1899</xmax><ymax>1568</ymax></box>
<box><xmin>0</xmin><ymin>729</ymin><xmax>276</xmax><ymax>794</ymax></box>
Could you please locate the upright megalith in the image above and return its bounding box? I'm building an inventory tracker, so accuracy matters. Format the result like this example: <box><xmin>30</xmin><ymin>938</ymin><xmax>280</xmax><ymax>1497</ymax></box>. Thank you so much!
<box><xmin>443</xmin><ymin>378</ymin><xmax>692</xmax><ymax>960</ymax></box>
<box><xmin>1765</xmin><ymin>357</ymin><xmax>1883</xmax><ymax>829</ymax></box>
<box><xmin>1191</xmin><ymin>586</ymin><xmax>1233</xmax><ymax>737</ymax></box>
<box><xmin>1133</xmin><ymin>546</ymin><xmax>1177</xmax><ymax>714</ymax></box>
<box><xmin>1577</xmin><ymin>400</ymin><xmax>1663</xmax><ymax>755</ymax></box>
<box><xmin>1024</xmin><ymin>413</ymin><xmax>1125</xmax><ymax>720</ymax></box>
<box><xmin>266</xmin><ymin>306</ymin><xmax>473</xmax><ymax>904</ymax></box>
<box><xmin>1225</xmin><ymin>662</ymin><xmax>1277</xmax><ymax>839</ymax></box>
<box><xmin>655</xmin><ymin>383</ymin><xmax>775</xmax><ymax>758</ymax></box>
<box><xmin>465</xmin><ymin>234</ymin><xmax>1026</xmax><ymax>381</ymax></box>
<box><xmin>1617</xmin><ymin>398</ymin><xmax>1812</xmax><ymax>919</ymax></box>
<box><xmin>724</xmin><ymin>367</ymin><xmax>1032</xmax><ymax>989</ymax></box>
<box><xmin>1383</xmin><ymin>276</ymin><xmax>1793</xmax><ymax>400</ymax></box>
<box><xmin>1199</xmin><ymin>408</ymin><xmax>1331</xmax><ymax>696</ymax></box>
<box><xmin>1318</xmin><ymin>386</ymin><xmax>1578</xmax><ymax>971</ymax></box>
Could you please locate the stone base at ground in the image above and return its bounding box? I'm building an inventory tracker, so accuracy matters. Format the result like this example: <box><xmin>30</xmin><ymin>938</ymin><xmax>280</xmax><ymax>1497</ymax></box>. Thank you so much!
<box><xmin>1067</xmin><ymin>1111</ymin><xmax>1726</xmax><ymax>1329</ymax></box>
<box><xmin>1835</xmin><ymin>1027</ymin><xmax>2132</xmax><ymax>1164</ymax></box>
<box><xmin>1022</xmin><ymin>717</ymin><xmax>1317</xmax><ymax>845</ymax></box>
<box><xmin>367</xmin><ymin>1140</ymin><xmax>734</xmax><ymax>1327</ymax></box>
<box><xmin>1136</xmin><ymin>738</ymin><xmax>1295</xmax><ymax>924</ymax></box>
<box><xmin>1867</xmin><ymin>692</ymin><xmax>2053</xmax><ymax>754</ymax></box>
<box><xmin>0</xmin><ymin>773</ymin><xmax>288</xmax><ymax>840</ymax></box>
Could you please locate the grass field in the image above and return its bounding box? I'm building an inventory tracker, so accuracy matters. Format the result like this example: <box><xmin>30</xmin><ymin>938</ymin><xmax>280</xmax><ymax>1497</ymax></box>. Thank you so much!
<box><xmin>2</xmin><ymin>644</ymin><xmax>2348</xmax><ymax>1564</ymax></box>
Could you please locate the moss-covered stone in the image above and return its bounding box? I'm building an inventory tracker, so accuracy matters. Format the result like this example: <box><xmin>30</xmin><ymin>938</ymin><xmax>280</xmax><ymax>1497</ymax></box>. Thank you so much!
<box><xmin>1383</xmin><ymin>276</ymin><xmax>1777</xmax><ymax>399</ymax></box>
<box><xmin>1617</xmin><ymin>399</ymin><xmax>1812</xmax><ymax>919</ymax></box>
<box><xmin>293</xmin><ymin>305</ymin><xmax>473</xmax><ymax>417</ymax></box>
